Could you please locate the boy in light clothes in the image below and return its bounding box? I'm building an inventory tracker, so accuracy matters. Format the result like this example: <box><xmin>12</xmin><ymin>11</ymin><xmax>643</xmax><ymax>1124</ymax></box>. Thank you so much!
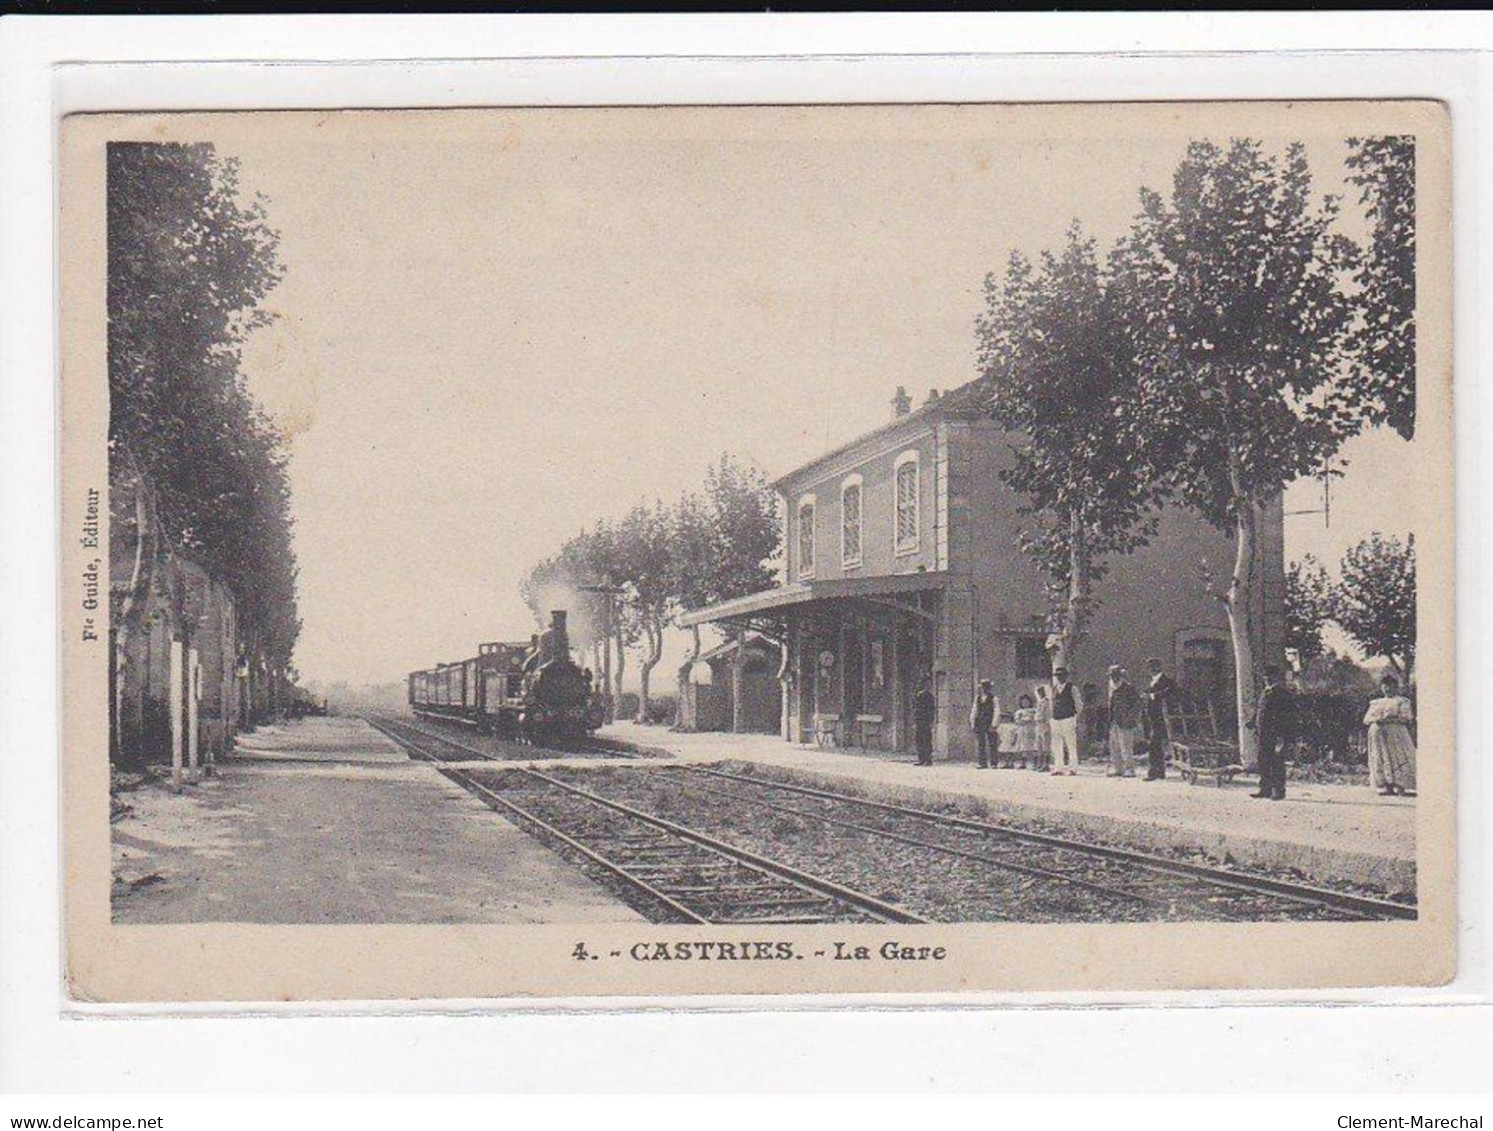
<box><xmin>1106</xmin><ymin>665</ymin><xmax>1142</xmax><ymax>778</ymax></box>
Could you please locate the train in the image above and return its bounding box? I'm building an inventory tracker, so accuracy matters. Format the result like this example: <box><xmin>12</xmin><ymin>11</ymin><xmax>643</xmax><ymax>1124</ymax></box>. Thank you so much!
<box><xmin>407</xmin><ymin>609</ymin><xmax>606</xmax><ymax>742</ymax></box>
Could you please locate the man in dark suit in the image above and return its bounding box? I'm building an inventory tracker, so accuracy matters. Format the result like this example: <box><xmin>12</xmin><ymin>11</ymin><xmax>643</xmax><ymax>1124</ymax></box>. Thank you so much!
<box><xmin>1142</xmin><ymin>657</ymin><xmax>1177</xmax><ymax>781</ymax></box>
<box><xmin>913</xmin><ymin>679</ymin><xmax>937</xmax><ymax>766</ymax></box>
<box><xmin>1247</xmin><ymin>664</ymin><xmax>1294</xmax><ymax>800</ymax></box>
<box><xmin>971</xmin><ymin>679</ymin><xmax>998</xmax><ymax>769</ymax></box>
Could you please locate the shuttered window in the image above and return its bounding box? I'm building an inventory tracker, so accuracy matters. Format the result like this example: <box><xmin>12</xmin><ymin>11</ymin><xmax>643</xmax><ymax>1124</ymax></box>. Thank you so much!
<box><xmin>895</xmin><ymin>452</ymin><xmax>919</xmax><ymax>553</ymax></box>
<box><xmin>841</xmin><ymin>477</ymin><xmax>862</xmax><ymax>567</ymax></box>
<box><xmin>798</xmin><ymin>499</ymin><xmax>816</xmax><ymax>578</ymax></box>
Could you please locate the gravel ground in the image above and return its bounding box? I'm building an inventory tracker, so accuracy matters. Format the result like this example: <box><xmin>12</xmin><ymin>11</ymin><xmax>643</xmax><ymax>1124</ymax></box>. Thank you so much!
<box><xmin>505</xmin><ymin>764</ymin><xmax>1409</xmax><ymax>923</ymax></box>
<box><xmin>716</xmin><ymin>761</ymin><xmax>1418</xmax><ymax>907</ymax></box>
<box><xmin>673</xmin><ymin>770</ymin><xmax>1374</xmax><ymax>921</ymax></box>
<box><xmin>1288</xmin><ymin>761</ymin><xmax>1372</xmax><ymax>786</ymax></box>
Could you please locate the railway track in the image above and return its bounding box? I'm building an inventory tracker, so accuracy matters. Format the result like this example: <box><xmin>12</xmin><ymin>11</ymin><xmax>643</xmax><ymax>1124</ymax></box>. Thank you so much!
<box><xmin>368</xmin><ymin>717</ymin><xmax>925</xmax><ymax>925</ymax></box>
<box><xmin>662</xmin><ymin>766</ymin><xmax>1417</xmax><ymax>922</ymax></box>
<box><xmin>369</xmin><ymin>716</ymin><xmax>1413</xmax><ymax>923</ymax></box>
<box><xmin>381</xmin><ymin>713</ymin><xmax>647</xmax><ymax>762</ymax></box>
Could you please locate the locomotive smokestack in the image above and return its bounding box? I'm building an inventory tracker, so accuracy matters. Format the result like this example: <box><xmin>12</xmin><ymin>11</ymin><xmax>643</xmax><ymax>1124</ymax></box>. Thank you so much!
<box><xmin>541</xmin><ymin>609</ymin><xmax>570</xmax><ymax>665</ymax></box>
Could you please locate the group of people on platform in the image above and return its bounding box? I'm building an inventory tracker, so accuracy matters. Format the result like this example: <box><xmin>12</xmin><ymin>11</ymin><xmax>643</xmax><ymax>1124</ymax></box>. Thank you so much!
<box><xmin>955</xmin><ymin>658</ymin><xmax>1178</xmax><ymax>780</ymax></box>
<box><xmin>910</xmin><ymin>658</ymin><xmax>1417</xmax><ymax>801</ymax></box>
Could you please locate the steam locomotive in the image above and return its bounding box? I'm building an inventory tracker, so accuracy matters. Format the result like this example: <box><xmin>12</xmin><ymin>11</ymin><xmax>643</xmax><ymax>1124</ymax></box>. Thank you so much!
<box><xmin>407</xmin><ymin>610</ymin><xmax>605</xmax><ymax>742</ymax></box>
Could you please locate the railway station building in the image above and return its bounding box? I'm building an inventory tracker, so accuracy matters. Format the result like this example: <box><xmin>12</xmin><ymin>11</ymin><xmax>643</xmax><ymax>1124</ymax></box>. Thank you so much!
<box><xmin>679</xmin><ymin>384</ymin><xmax>1286</xmax><ymax>763</ymax></box>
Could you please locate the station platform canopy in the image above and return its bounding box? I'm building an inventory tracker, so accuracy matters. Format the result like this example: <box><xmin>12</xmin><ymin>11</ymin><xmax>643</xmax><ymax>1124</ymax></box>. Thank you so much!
<box><xmin>678</xmin><ymin>571</ymin><xmax>948</xmax><ymax>631</ymax></box>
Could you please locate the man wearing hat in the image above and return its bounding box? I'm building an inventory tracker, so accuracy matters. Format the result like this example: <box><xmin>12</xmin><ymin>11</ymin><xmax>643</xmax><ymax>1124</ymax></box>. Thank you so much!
<box><xmin>1049</xmin><ymin>666</ymin><xmax>1081</xmax><ymax>775</ymax></box>
<box><xmin>1142</xmin><ymin>656</ymin><xmax>1178</xmax><ymax>781</ymax></box>
<box><xmin>1246</xmin><ymin>664</ymin><xmax>1294</xmax><ymax>800</ymax></box>
<box><xmin>970</xmin><ymin>678</ymin><xmax>1000</xmax><ymax>769</ymax></box>
<box><xmin>1106</xmin><ymin>665</ymin><xmax>1143</xmax><ymax>778</ymax></box>
<box><xmin>913</xmin><ymin>677</ymin><xmax>937</xmax><ymax>766</ymax></box>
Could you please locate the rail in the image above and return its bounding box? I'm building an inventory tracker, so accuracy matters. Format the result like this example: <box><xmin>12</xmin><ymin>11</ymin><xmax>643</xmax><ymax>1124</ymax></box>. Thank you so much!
<box><xmin>368</xmin><ymin>717</ymin><xmax>926</xmax><ymax>925</ymax></box>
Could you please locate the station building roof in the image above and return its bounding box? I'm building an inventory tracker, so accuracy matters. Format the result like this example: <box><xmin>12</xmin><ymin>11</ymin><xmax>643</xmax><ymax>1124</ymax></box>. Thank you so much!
<box><xmin>770</xmin><ymin>380</ymin><xmax>985</xmax><ymax>493</ymax></box>
<box><xmin>678</xmin><ymin>570</ymin><xmax>948</xmax><ymax>628</ymax></box>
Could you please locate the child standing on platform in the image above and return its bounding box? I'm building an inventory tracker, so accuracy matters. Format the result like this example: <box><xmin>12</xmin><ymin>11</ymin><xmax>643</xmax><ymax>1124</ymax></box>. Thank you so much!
<box><xmin>1014</xmin><ymin>693</ymin><xmax>1037</xmax><ymax>770</ymax></box>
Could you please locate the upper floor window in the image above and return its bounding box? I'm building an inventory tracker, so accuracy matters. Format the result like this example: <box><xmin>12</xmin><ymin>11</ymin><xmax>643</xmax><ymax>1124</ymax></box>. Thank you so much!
<box><xmin>798</xmin><ymin>496</ymin><xmax>816</xmax><ymax>578</ymax></box>
<box><xmin>1015</xmin><ymin>636</ymin><xmax>1053</xmax><ymax>681</ymax></box>
<box><xmin>841</xmin><ymin>475</ymin><xmax>863</xmax><ymax>568</ymax></box>
<box><xmin>894</xmin><ymin>451</ymin><xmax>920</xmax><ymax>554</ymax></box>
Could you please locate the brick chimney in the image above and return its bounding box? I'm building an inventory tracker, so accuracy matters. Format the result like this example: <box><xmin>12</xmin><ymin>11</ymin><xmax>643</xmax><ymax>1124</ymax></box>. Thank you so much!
<box><xmin>891</xmin><ymin>385</ymin><xmax>912</xmax><ymax>418</ymax></box>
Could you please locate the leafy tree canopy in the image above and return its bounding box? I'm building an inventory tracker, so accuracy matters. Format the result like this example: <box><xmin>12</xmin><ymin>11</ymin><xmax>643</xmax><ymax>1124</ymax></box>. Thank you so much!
<box><xmin>107</xmin><ymin>141</ymin><xmax>297</xmax><ymax>669</ymax></box>
<box><xmin>1332</xmin><ymin>532</ymin><xmax>1416</xmax><ymax>679</ymax></box>
<box><xmin>1285</xmin><ymin>554</ymin><xmax>1333</xmax><ymax>664</ymax></box>
<box><xmin>976</xmin><ymin>224</ymin><xmax>1166</xmax><ymax>635</ymax></box>
<box><xmin>1343</xmin><ymin>136</ymin><xmax>1416</xmax><ymax>440</ymax></box>
<box><xmin>1110</xmin><ymin>139</ymin><xmax>1360</xmax><ymax>527</ymax></box>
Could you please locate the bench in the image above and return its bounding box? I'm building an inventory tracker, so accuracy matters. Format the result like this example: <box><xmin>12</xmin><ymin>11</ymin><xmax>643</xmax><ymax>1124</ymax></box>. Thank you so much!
<box><xmin>812</xmin><ymin>713</ymin><xmax>841</xmax><ymax>748</ymax></box>
<box><xmin>851</xmin><ymin>714</ymin><xmax>887</xmax><ymax>750</ymax></box>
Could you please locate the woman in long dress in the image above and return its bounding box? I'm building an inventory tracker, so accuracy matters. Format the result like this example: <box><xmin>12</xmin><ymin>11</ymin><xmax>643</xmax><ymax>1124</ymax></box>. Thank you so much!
<box><xmin>1364</xmin><ymin>674</ymin><xmax>1416</xmax><ymax>796</ymax></box>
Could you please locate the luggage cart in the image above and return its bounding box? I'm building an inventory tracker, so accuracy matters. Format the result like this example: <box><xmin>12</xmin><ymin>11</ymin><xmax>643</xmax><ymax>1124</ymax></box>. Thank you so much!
<box><xmin>1163</xmin><ymin>695</ymin><xmax>1244</xmax><ymax>786</ymax></box>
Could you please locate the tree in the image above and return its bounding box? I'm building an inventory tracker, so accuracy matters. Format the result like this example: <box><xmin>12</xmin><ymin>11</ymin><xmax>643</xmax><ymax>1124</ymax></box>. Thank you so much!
<box><xmin>975</xmin><ymin>224</ymin><xmax>1166</xmax><ymax>670</ymax></box>
<box><xmin>672</xmin><ymin>489</ymin><xmax>717</xmax><ymax>681</ymax></box>
<box><xmin>614</xmin><ymin>502</ymin><xmax>679</xmax><ymax>722</ymax></box>
<box><xmin>1284</xmin><ymin>554</ymin><xmax>1333</xmax><ymax>665</ymax></box>
<box><xmin>1344</xmin><ymin>136</ymin><xmax>1416</xmax><ymax>440</ymax></box>
<box><xmin>581</xmin><ymin>519</ymin><xmax>639</xmax><ymax>713</ymax></box>
<box><xmin>674</xmin><ymin>455</ymin><xmax>782</xmax><ymax>670</ymax></box>
<box><xmin>701</xmin><ymin>455</ymin><xmax>780</xmax><ymax>602</ymax></box>
<box><xmin>1110</xmin><ymin>139</ymin><xmax>1359</xmax><ymax>763</ymax></box>
<box><xmin>1332</xmin><ymin>533</ymin><xmax>1416</xmax><ymax>679</ymax></box>
<box><xmin>693</xmin><ymin>454</ymin><xmax>781</xmax><ymax>731</ymax></box>
<box><xmin>107</xmin><ymin>141</ymin><xmax>297</xmax><ymax>751</ymax></box>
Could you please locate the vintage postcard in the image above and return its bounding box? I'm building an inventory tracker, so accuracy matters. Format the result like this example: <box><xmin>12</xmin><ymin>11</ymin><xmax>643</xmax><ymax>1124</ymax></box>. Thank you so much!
<box><xmin>59</xmin><ymin>100</ymin><xmax>1454</xmax><ymax>1003</ymax></box>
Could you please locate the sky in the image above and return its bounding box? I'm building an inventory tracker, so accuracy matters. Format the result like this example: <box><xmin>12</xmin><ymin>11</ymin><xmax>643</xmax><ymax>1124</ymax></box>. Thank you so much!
<box><xmin>151</xmin><ymin>104</ymin><xmax>1427</xmax><ymax>687</ymax></box>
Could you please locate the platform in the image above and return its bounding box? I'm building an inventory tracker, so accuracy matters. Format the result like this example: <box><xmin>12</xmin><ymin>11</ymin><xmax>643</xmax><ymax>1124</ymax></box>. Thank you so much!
<box><xmin>229</xmin><ymin>715</ymin><xmax>410</xmax><ymax>763</ymax></box>
<box><xmin>112</xmin><ymin>716</ymin><xmax>643</xmax><ymax>924</ymax></box>
<box><xmin>598</xmin><ymin>721</ymin><xmax>1417</xmax><ymax>893</ymax></box>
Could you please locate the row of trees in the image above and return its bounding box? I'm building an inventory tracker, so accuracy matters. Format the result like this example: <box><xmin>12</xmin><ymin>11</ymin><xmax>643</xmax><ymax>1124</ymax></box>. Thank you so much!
<box><xmin>109</xmin><ymin>141</ymin><xmax>300</xmax><ymax>753</ymax></box>
<box><xmin>1287</xmin><ymin>534</ymin><xmax>1417</xmax><ymax>680</ymax></box>
<box><xmin>975</xmin><ymin>137</ymin><xmax>1415</xmax><ymax>763</ymax></box>
<box><xmin>520</xmin><ymin>454</ymin><xmax>780</xmax><ymax>722</ymax></box>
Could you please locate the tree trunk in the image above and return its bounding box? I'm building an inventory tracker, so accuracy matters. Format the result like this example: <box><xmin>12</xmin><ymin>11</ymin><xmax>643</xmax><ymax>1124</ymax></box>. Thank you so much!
<box><xmin>599</xmin><ymin>628</ymin><xmax>613</xmax><ymax>723</ymax></box>
<box><xmin>636</xmin><ymin>620</ymin><xmax>663</xmax><ymax>724</ymax></box>
<box><xmin>613</xmin><ymin>626</ymin><xmax>627</xmax><ymax>715</ymax></box>
<box><xmin>1226</xmin><ymin>454</ymin><xmax>1264</xmax><ymax>770</ymax></box>
<box><xmin>112</xmin><ymin>450</ymin><xmax>158</xmax><ymax>770</ymax></box>
<box><xmin>683</xmin><ymin>623</ymin><xmax>702</xmax><ymax>677</ymax></box>
<box><xmin>730</xmin><ymin>624</ymin><xmax>747</xmax><ymax>733</ymax></box>
<box><xmin>1055</xmin><ymin>506</ymin><xmax>1089</xmax><ymax>673</ymax></box>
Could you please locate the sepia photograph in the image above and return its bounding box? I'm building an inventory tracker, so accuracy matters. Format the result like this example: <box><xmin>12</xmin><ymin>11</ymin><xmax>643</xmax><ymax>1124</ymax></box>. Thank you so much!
<box><xmin>58</xmin><ymin>100</ymin><xmax>1453</xmax><ymax>1001</ymax></box>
